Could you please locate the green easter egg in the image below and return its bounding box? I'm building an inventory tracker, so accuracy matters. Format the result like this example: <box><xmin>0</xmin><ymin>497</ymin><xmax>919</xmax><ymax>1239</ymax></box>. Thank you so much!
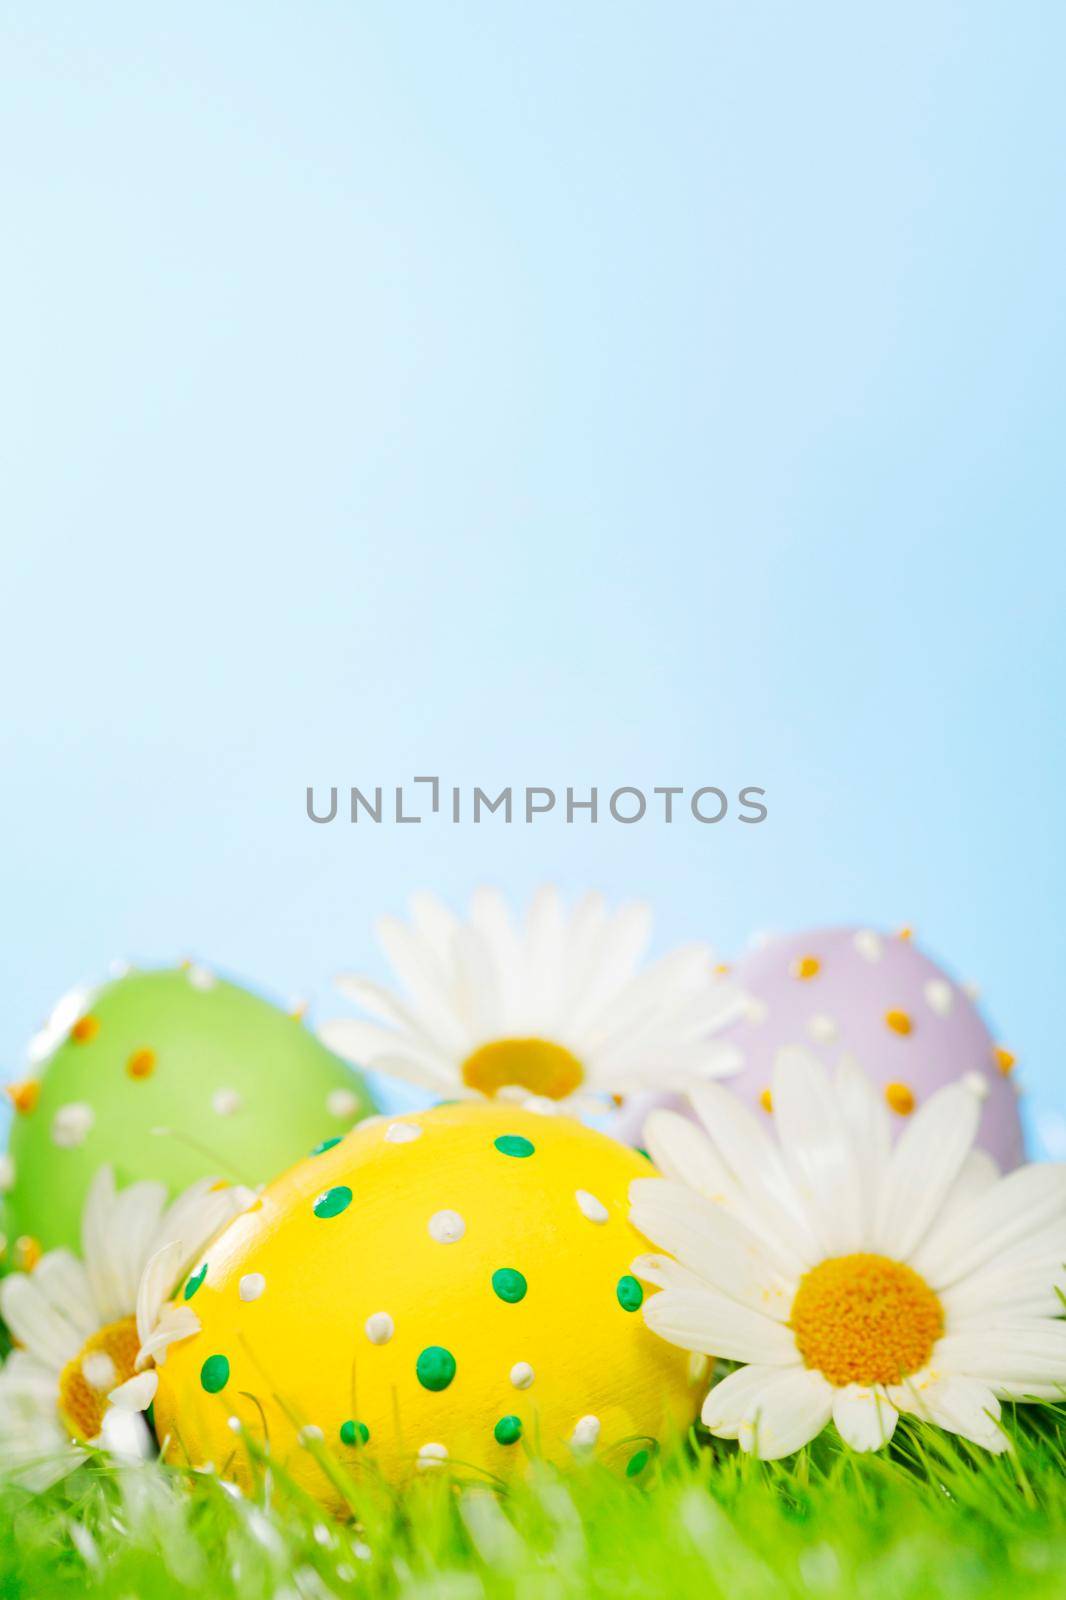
<box><xmin>3</xmin><ymin>966</ymin><xmax>377</xmax><ymax>1254</ymax></box>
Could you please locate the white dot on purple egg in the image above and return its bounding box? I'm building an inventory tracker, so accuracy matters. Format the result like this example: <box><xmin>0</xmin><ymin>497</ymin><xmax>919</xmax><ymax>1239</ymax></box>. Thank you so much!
<box><xmin>924</xmin><ymin>979</ymin><xmax>954</xmax><ymax>1017</ymax></box>
<box><xmin>742</xmin><ymin>995</ymin><xmax>768</xmax><ymax>1027</ymax></box>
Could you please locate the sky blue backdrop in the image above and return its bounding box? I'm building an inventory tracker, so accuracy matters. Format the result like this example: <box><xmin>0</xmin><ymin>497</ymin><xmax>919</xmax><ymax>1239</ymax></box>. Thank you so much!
<box><xmin>2</xmin><ymin>4</ymin><xmax>1063</xmax><ymax>1149</ymax></box>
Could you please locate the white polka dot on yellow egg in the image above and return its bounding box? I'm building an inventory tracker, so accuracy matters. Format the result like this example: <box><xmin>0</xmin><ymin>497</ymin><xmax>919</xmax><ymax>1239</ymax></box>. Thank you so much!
<box><xmin>152</xmin><ymin>1103</ymin><xmax>695</xmax><ymax>1504</ymax></box>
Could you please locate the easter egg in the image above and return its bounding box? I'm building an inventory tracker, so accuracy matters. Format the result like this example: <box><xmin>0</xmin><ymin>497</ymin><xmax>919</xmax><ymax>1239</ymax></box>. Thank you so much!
<box><xmin>614</xmin><ymin>926</ymin><xmax>1024</xmax><ymax>1169</ymax></box>
<box><xmin>152</xmin><ymin>1103</ymin><xmax>696</xmax><ymax>1501</ymax></box>
<box><xmin>3</xmin><ymin>966</ymin><xmax>376</xmax><ymax>1255</ymax></box>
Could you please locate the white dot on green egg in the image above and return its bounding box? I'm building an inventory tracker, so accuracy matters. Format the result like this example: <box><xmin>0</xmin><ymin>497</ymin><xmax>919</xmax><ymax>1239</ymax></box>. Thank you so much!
<box><xmin>924</xmin><ymin>979</ymin><xmax>954</xmax><ymax>1017</ymax></box>
<box><xmin>428</xmin><ymin>1209</ymin><xmax>465</xmax><ymax>1243</ymax></box>
<box><xmin>385</xmin><ymin>1122</ymin><xmax>422</xmax><ymax>1144</ymax></box>
<box><xmin>571</xmin><ymin>1415</ymin><xmax>600</xmax><ymax>1449</ymax></box>
<box><xmin>239</xmin><ymin>1273</ymin><xmax>266</xmax><ymax>1302</ymax></box>
<box><xmin>963</xmin><ymin>1071</ymin><xmax>991</xmax><ymax>1100</ymax></box>
<box><xmin>327</xmin><ymin>1088</ymin><xmax>360</xmax><ymax>1118</ymax></box>
<box><xmin>187</xmin><ymin>964</ymin><xmax>217</xmax><ymax>991</ymax></box>
<box><xmin>51</xmin><ymin>1103</ymin><xmax>94</xmax><ymax>1149</ymax></box>
<box><xmin>575</xmin><ymin>1190</ymin><xmax>608</xmax><ymax>1224</ymax></box>
<box><xmin>806</xmin><ymin>1014</ymin><xmax>838</xmax><ymax>1044</ymax></box>
<box><xmin>212</xmin><ymin>1088</ymin><xmax>242</xmax><ymax>1117</ymax></box>
<box><xmin>854</xmin><ymin>930</ymin><xmax>883</xmax><ymax>962</ymax></box>
<box><xmin>365</xmin><ymin>1311</ymin><xmax>394</xmax><ymax>1344</ymax></box>
<box><xmin>509</xmin><ymin>1362</ymin><xmax>535</xmax><ymax>1390</ymax></box>
<box><xmin>418</xmin><ymin>1442</ymin><xmax>448</xmax><ymax>1469</ymax></box>
<box><xmin>0</xmin><ymin>1154</ymin><xmax>14</xmax><ymax>1193</ymax></box>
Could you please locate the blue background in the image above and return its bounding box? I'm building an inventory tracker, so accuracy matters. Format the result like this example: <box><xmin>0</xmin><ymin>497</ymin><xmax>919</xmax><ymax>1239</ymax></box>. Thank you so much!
<box><xmin>2</xmin><ymin>4</ymin><xmax>1063</xmax><ymax>1148</ymax></box>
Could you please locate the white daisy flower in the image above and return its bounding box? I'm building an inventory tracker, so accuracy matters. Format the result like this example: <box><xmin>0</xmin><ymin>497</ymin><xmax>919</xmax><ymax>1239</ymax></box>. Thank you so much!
<box><xmin>0</xmin><ymin>1167</ymin><xmax>251</xmax><ymax>1490</ymax></box>
<box><xmin>320</xmin><ymin>887</ymin><xmax>741</xmax><ymax>1109</ymax></box>
<box><xmin>630</xmin><ymin>1050</ymin><xmax>1066</xmax><ymax>1458</ymax></box>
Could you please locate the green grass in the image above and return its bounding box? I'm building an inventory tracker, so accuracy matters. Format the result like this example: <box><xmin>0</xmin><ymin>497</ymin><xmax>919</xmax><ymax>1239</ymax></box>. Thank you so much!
<box><xmin>3</xmin><ymin>1408</ymin><xmax>1066</xmax><ymax>1599</ymax></box>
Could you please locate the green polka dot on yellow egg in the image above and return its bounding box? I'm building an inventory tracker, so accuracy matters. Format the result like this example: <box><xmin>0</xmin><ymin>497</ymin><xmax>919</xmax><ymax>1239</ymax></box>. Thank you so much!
<box><xmin>616</xmin><ymin>1275</ymin><xmax>644</xmax><ymax>1312</ymax></box>
<box><xmin>313</xmin><ymin>1185</ymin><xmax>352</xmax><ymax>1219</ymax></box>
<box><xmin>492</xmin><ymin>1268</ymin><xmax>527</xmax><ymax>1303</ymax></box>
<box><xmin>200</xmin><ymin>1354</ymin><xmax>230</xmax><ymax>1394</ymax></box>
<box><xmin>416</xmin><ymin>1346</ymin><xmax>457</xmax><ymax>1391</ymax></box>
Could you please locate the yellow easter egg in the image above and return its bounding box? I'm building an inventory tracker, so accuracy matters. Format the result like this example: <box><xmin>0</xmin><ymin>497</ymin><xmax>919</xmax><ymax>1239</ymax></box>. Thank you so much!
<box><xmin>153</xmin><ymin>1103</ymin><xmax>696</xmax><ymax>1502</ymax></box>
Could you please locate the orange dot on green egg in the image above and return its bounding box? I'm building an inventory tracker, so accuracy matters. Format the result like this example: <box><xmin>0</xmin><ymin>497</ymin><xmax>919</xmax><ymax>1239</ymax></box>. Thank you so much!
<box><xmin>71</xmin><ymin>1015</ymin><xmax>100</xmax><ymax>1044</ymax></box>
<box><xmin>6</xmin><ymin>1080</ymin><xmax>40</xmax><ymax>1116</ymax></box>
<box><xmin>126</xmin><ymin>1047</ymin><xmax>156</xmax><ymax>1079</ymax></box>
<box><xmin>16</xmin><ymin>1235</ymin><xmax>42</xmax><ymax>1271</ymax></box>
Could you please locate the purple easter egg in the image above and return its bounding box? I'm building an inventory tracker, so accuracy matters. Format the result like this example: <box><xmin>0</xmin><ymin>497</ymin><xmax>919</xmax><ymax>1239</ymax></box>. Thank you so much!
<box><xmin>614</xmin><ymin>926</ymin><xmax>1024</xmax><ymax>1170</ymax></box>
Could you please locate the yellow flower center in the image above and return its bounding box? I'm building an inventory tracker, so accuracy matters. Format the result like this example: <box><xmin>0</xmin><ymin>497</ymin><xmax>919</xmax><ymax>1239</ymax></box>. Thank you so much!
<box><xmin>461</xmin><ymin>1038</ymin><xmax>584</xmax><ymax>1101</ymax></box>
<box><xmin>57</xmin><ymin>1316</ymin><xmax>141</xmax><ymax>1442</ymax></box>
<box><xmin>790</xmin><ymin>1253</ymin><xmax>943</xmax><ymax>1387</ymax></box>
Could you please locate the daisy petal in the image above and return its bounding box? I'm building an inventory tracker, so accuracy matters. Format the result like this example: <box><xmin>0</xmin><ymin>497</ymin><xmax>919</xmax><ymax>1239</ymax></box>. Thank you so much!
<box><xmin>81</xmin><ymin>1166</ymin><xmax>123</xmax><ymax>1322</ymax></box>
<box><xmin>690</xmin><ymin>1083</ymin><xmax>821</xmax><ymax>1266</ymax></box>
<box><xmin>642</xmin><ymin>1287</ymin><xmax>798</xmax><ymax>1364</ymax></box>
<box><xmin>334</xmin><ymin>976</ymin><xmax>456</xmax><ymax>1063</ymax></box>
<box><xmin>932</xmin><ymin>1322</ymin><xmax>1066</xmax><ymax>1396</ymax></box>
<box><xmin>642</xmin><ymin>1111</ymin><xmax>727</xmax><ymax>1198</ymax></box>
<box><xmin>736</xmin><ymin>1366</ymin><xmax>834</xmax><ymax>1460</ymax></box>
<box><xmin>564</xmin><ymin>900</ymin><xmax>653</xmax><ymax>1041</ymax></box>
<box><xmin>318</xmin><ymin>1018</ymin><xmax>452</xmax><ymax>1083</ymax></box>
<box><xmin>108</xmin><ymin>1370</ymin><xmax>158</xmax><ymax>1412</ymax></box>
<box><xmin>96</xmin><ymin>1406</ymin><xmax>154</xmax><ymax>1460</ymax></box>
<box><xmin>938</xmin><ymin>1149</ymin><xmax>1000</xmax><ymax>1227</ymax></box>
<box><xmin>701</xmin><ymin>1363</ymin><xmax>784</xmax><ymax>1436</ymax></box>
<box><xmin>136</xmin><ymin>1241</ymin><xmax>186</xmax><ymax>1348</ymax></box>
<box><xmin>941</xmin><ymin>1218</ymin><xmax>1066</xmax><ymax>1324</ymax></box>
<box><xmin>631</xmin><ymin>1252</ymin><xmax>710</xmax><ymax>1294</ymax></box>
<box><xmin>452</xmin><ymin>924</ymin><xmax>505</xmax><ymax>1041</ymax></box>
<box><xmin>892</xmin><ymin>1373</ymin><xmax>1007</xmax><ymax>1453</ymax></box>
<box><xmin>375</xmin><ymin>913</ymin><xmax>470</xmax><ymax>1055</ymax></box>
<box><xmin>0</xmin><ymin>1271</ymin><xmax>83</xmax><ymax>1370</ymax></box>
<box><xmin>17</xmin><ymin>1249</ymin><xmax>95</xmax><ymax>1344</ymax></box>
<box><xmin>772</xmin><ymin>1049</ymin><xmax>865</xmax><ymax>1256</ymax></box>
<box><xmin>912</xmin><ymin>1164</ymin><xmax>1066</xmax><ymax>1288</ymax></box>
<box><xmin>630</xmin><ymin>1178</ymin><xmax>793</xmax><ymax>1318</ymax></box>
<box><xmin>108</xmin><ymin>1181</ymin><xmax>168</xmax><ymax>1310</ymax></box>
<box><xmin>834</xmin><ymin>1055</ymin><xmax>891</xmax><ymax>1230</ymax></box>
<box><xmin>874</xmin><ymin>1083</ymin><xmax>981</xmax><ymax>1260</ymax></box>
<box><xmin>155</xmin><ymin>1180</ymin><xmax>253</xmax><ymax>1289</ymax></box>
<box><xmin>136</xmin><ymin>1304</ymin><xmax>200</xmax><ymax>1369</ymax></box>
<box><xmin>407</xmin><ymin>891</ymin><xmax>460</xmax><ymax>967</ymax></box>
<box><xmin>831</xmin><ymin>1385</ymin><xmax>898</xmax><ymax>1451</ymax></box>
